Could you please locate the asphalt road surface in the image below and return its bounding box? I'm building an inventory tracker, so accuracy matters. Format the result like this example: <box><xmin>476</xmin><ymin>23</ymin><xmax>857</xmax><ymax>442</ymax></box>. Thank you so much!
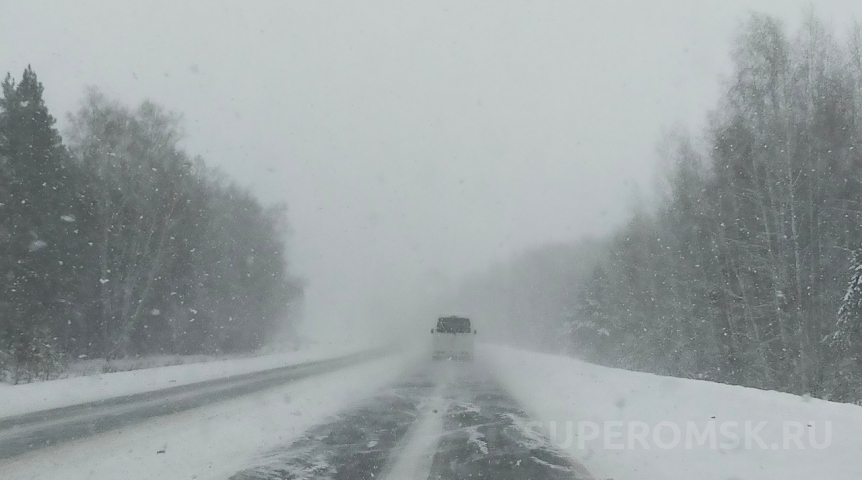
<box><xmin>231</xmin><ymin>360</ymin><xmax>592</xmax><ymax>480</ymax></box>
<box><xmin>0</xmin><ymin>350</ymin><xmax>386</xmax><ymax>460</ymax></box>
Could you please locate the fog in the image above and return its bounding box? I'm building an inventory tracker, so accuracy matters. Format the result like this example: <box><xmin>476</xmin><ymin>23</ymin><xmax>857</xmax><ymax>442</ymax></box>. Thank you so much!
<box><xmin>3</xmin><ymin>0</ymin><xmax>862</xmax><ymax>348</ymax></box>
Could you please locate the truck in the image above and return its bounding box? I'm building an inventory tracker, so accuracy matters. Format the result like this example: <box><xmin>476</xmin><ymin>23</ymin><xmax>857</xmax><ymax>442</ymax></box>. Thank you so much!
<box><xmin>431</xmin><ymin>316</ymin><xmax>476</xmax><ymax>361</ymax></box>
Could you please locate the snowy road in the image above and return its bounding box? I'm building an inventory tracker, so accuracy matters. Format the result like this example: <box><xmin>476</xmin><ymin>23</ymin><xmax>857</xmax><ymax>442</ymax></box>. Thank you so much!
<box><xmin>0</xmin><ymin>349</ymin><xmax>594</xmax><ymax>479</ymax></box>
<box><xmin>231</xmin><ymin>361</ymin><xmax>591</xmax><ymax>480</ymax></box>
<box><xmin>4</xmin><ymin>345</ymin><xmax>861</xmax><ymax>480</ymax></box>
<box><xmin>0</xmin><ymin>350</ymin><xmax>385</xmax><ymax>460</ymax></box>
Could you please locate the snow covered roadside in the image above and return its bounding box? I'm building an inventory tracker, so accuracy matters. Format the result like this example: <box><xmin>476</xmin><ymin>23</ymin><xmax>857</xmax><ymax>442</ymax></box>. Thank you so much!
<box><xmin>0</xmin><ymin>354</ymin><xmax>410</xmax><ymax>480</ymax></box>
<box><xmin>481</xmin><ymin>344</ymin><xmax>862</xmax><ymax>480</ymax></box>
<box><xmin>56</xmin><ymin>352</ymin><xmax>260</xmax><ymax>379</ymax></box>
<box><xmin>0</xmin><ymin>344</ymin><xmax>375</xmax><ymax>419</ymax></box>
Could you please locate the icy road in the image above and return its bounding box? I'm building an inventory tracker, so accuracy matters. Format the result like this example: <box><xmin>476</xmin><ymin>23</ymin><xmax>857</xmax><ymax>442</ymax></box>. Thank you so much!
<box><xmin>0</xmin><ymin>350</ymin><xmax>591</xmax><ymax>480</ymax></box>
<box><xmin>230</xmin><ymin>361</ymin><xmax>590</xmax><ymax>480</ymax></box>
<box><xmin>0</xmin><ymin>351</ymin><xmax>384</xmax><ymax>460</ymax></box>
<box><xmin>4</xmin><ymin>345</ymin><xmax>860</xmax><ymax>480</ymax></box>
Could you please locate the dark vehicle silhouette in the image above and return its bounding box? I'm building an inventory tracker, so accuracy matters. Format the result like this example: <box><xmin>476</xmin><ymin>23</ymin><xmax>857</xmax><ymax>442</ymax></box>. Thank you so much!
<box><xmin>431</xmin><ymin>316</ymin><xmax>476</xmax><ymax>360</ymax></box>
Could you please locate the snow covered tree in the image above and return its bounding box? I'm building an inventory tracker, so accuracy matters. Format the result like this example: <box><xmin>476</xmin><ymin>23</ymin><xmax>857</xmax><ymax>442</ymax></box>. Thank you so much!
<box><xmin>833</xmin><ymin>249</ymin><xmax>862</xmax><ymax>356</ymax></box>
<box><xmin>0</xmin><ymin>67</ymin><xmax>93</xmax><ymax>376</ymax></box>
<box><xmin>0</xmin><ymin>73</ymin><xmax>302</xmax><ymax>381</ymax></box>
<box><xmin>65</xmin><ymin>89</ymin><xmax>303</xmax><ymax>359</ymax></box>
<box><xmin>569</xmin><ymin>265</ymin><xmax>613</xmax><ymax>362</ymax></box>
<box><xmin>825</xmin><ymin>248</ymin><xmax>862</xmax><ymax>402</ymax></box>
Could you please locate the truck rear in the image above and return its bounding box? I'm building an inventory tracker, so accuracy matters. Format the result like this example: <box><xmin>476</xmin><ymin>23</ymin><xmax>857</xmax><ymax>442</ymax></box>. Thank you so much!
<box><xmin>432</xmin><ymin>316</ymin><xmax>475</xmax><ymax>361</ymax></box>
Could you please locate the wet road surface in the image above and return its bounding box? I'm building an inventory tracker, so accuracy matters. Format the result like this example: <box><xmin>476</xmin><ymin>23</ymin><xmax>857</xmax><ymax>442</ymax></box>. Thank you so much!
<box><xmin>0</xmin><ymin>350</ymin><xmax>386</xmax><ymax>460</ymax></box>
<box><xmin>231</xmin><ymin>360</ymin><xmax>591</xmax><ymax>480</ymax></box>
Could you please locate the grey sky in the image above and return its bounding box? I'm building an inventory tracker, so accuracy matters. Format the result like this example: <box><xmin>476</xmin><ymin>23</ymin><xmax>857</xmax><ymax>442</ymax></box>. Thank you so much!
<box><xmin>2</xmin><ymin>1</ymin><xmax>861</xmax><ymax>343</ymax></box>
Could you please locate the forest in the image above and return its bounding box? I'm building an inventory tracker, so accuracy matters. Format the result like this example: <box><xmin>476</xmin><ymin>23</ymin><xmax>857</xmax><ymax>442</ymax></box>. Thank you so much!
<box><xmin>455</xmin><ymin>14</ymin><xmax>862</xmax><ymax>404</ymax></box>
<box><xmin>0</xmin><ymin>68</ymin><xmax>302</xmax><ymax>383</ymax></box>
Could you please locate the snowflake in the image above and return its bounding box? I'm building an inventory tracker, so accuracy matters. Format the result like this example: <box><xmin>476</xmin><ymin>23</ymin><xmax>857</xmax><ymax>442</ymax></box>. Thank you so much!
<box><xmin>29</xmin><ymin>239</ymin><xmax>47</xmax><ymax>252</ymax></box>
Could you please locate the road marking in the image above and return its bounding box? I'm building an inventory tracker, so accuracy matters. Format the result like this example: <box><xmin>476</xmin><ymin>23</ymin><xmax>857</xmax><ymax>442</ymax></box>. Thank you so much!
<box><xmin>379</xmin><ymin>365</ymin><xmax>452</xmax><ymax>480</ymax></box>
<box><xmin>379</xmin><ymin>394</ymin><xmax>447</xmax><ymax>480</ymax></box>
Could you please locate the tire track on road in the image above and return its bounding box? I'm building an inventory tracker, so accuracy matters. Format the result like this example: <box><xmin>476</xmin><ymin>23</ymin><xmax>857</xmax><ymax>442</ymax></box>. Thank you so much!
<box><xmin>230</xmin><ymin>360</ymin><xmax>593</xmax><ymax>480</ymax></box>
<box><xmin>429</xmin><ymin>362</ymin><xmax>592</xmax><ymax>480</ymax></box>
<box><xmin>0</xmin><ymin>350</ymin><xmax>388</xmax><ymax>460</ymax></box>
<box><xmin>230</xmin><ymin>366</ymin><xmax>438</xmax><ymax>480</ymax></box>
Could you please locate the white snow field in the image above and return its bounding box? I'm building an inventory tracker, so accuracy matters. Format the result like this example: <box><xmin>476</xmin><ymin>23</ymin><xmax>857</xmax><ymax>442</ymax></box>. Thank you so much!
<box><xmin>482</xmin><ymin>344</ymin><xmax>862</xmax><ymax>480</ymax></box>
<box><xmin>0</xmin><ymin>354</ymin><xmax>411</xmax><ymax>480</ymax></box>
<box><xmin>0</xmin><ymin>344</ymin><xmax>374</xmax><ymax>419</ymax></box>
<box><xmin>4</xmin><ymin>343</ymin><xmax>860</xmax><ymax>480</ymax></box>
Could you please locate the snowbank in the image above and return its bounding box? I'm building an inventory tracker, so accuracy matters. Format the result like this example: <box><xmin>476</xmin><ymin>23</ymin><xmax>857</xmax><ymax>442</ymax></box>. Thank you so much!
<box><xmin>56</xmin><ymin>352</ymin><xmax>256</xmax><ymax>379</ymax></box>
<box><xmin>0</xmin><ymin>355</ymin><xmax>409</xmax><ymax>480</ymax></box>
<box><xmin>482</xmin><ymin>344</ymin><xmax>862</xmax><ymax>480</ymax></box>
<box><xmin>0</xmin><ymin>345</ymin><xmax>371</xmax><ymax>419</ymax></box>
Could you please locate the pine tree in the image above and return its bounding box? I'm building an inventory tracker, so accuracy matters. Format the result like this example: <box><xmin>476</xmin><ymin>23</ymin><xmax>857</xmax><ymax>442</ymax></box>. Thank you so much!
<box><xmin>833</xmin><ymin>249</ymin><xmax>862</xmax><ymax>357</ymax></box>
<box><xmin>0</xmin><ymin>67</ymin><xmax>91</xmax><ymax>376</ymax></box>
<box><xmin>569</xmin><ymin>265</ymin><xmax>613</xmax><ymax>362</ymax></box>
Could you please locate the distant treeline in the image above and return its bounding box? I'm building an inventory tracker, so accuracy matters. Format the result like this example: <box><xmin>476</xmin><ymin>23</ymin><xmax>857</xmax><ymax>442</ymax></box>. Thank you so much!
<box><xmin>455</xmin><ymin>14</ymin><xmax>862</xmax><ymax>404</ymax></box>
<box><xmin>0</xmin><ymin>68</ymin><xmax>302</xmax><ymax>383</ymax></box>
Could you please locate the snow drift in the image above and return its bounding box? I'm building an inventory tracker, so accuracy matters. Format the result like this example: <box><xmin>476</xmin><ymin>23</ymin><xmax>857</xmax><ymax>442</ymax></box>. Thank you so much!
<box><xmin>482</xmin><ymin>344</ymin><xmax>862</xmax><ymax>480</ymax></box>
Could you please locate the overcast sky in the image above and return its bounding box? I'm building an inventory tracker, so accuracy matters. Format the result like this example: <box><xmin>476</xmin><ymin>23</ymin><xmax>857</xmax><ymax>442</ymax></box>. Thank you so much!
<box><xmin>2</xmin><ymin>1</ymin><xmax>862</xmax><ymax>343</ymax></box>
